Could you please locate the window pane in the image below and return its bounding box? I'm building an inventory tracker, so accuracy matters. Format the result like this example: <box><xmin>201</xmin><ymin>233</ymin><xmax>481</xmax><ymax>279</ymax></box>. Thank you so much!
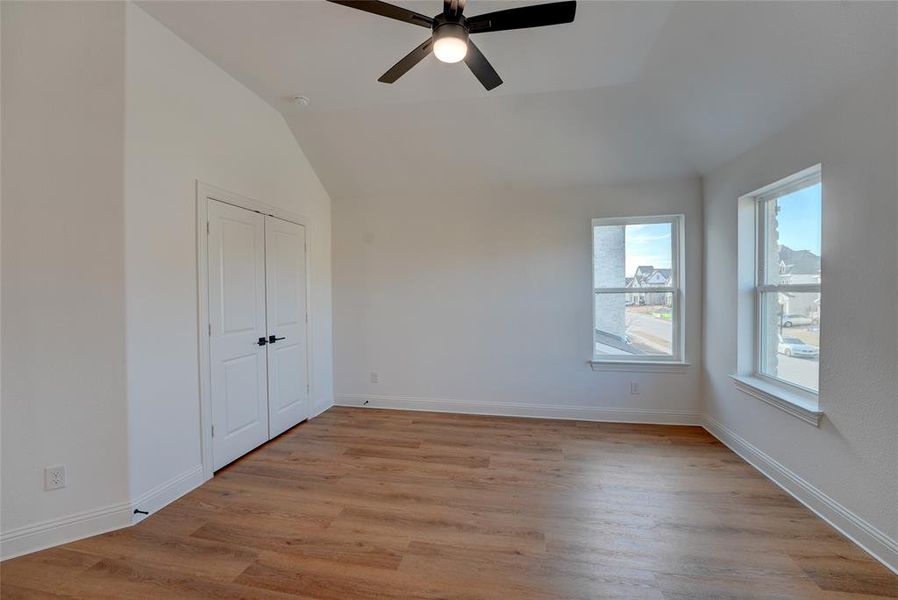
<box><xmin>759</xmin><ymin>291</ymin><xmax>820</xmax><ymax>391</ymax></box>
<box><xmin>595</xmin><ymin>292</ymin><xmax>673</xmax><ymax>357</ymax></box>
<box><xmin>594</xmin><ymin>222</ymin><xmax>673</xmax><ymax>288</ymax></box>
<box><xmin>763</xmin><ymin>182</ymin><xmax>821</xmax><ymax>285</ymax></box>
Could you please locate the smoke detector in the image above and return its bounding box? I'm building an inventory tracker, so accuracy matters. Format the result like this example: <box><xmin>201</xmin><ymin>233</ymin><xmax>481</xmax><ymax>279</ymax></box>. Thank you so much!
<box><xmin>290</xmin><ymin>95</ymin><xmax>311</xmax><ymax>107</ymax></box>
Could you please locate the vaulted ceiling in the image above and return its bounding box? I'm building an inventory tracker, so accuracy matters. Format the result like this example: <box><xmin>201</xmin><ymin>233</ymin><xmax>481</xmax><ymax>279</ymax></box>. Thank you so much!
<box><xmin>139</xmin><ymin>1</ymin><xmax>897</xmax><ymax>199</ymax></box>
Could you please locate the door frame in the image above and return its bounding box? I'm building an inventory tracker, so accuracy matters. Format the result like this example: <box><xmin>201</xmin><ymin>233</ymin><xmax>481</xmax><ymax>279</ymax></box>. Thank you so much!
<box><xmin>196</xmin><ymin>180</ymin><xmax>313</xmax><ymax>481</ymax></box>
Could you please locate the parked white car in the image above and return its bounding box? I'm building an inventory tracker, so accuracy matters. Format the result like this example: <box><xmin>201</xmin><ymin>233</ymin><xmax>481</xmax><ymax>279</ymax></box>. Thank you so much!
<box><xmin>781</xmin><ymin>314</ymin><xmax>813</xmax><ymax>327</ymax></box>
<box><xmin>778</xmin><ymin>336</ymin><xmax>819</xmax><ymax>358</ymax></box>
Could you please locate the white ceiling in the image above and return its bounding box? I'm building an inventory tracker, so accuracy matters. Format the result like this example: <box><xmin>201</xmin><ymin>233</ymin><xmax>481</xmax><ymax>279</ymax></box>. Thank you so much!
<box><xmin>139</xmin><ymin>0</ymin><xmax>897</xmax><ymax>199</ymax></box>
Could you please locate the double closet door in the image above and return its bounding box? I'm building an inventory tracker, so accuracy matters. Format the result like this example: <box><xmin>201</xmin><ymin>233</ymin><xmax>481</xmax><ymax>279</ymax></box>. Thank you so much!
<box><xmin>207</xmin><ymin>199</ymin><xmax>309</xmax><ymax>471</ymax></box>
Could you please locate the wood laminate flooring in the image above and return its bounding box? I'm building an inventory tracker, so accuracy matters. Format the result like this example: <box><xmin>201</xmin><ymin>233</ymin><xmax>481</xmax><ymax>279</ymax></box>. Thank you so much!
<box><xmin>2</xmin><ymin>407</ymin><xmax>897</xmax><ymax>599</ymax></box>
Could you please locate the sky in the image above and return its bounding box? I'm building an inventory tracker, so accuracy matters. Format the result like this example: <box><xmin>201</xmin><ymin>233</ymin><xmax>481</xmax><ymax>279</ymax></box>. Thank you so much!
<box><xmin>775</xmin><ymin>182</ymin><xmax>821</xmax><ymax>254</ymax></box>
<box><xmin>625</xmin><ymin>223</ymin><xmax>671</xmax><ymax>277</ymax></box>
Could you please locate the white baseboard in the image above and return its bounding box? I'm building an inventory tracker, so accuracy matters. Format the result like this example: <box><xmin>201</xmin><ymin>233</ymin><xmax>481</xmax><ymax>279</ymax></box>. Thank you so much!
<box><xmin>703</xmin><ymin>416</ymin><xmax>898</xmax><ymax>575</ymax></box>
<box><xmin>130</xmin><ymin>465</ymin><xmax>206</xmax><ymax>524</ymax></box>
<box><xmin>335</xmin><ymin>393</ymin><xmax>702</xmax><ymax>425</ymax></box>
<box><xmin>1</xmin><ymin>465</ymin><xmax>206</xmax><ymax>561</ymax></box>
<box><xmin>0</xmin><ymin>500</ymin><xmax>132</xmax><ymax>561</ymax></box>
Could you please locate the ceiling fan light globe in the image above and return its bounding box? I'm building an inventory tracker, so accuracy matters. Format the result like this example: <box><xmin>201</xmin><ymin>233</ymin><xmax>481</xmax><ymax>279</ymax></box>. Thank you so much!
<box><xmin>433</xmin><ymin>35</ymin><xmax>467</xmax><ymax>63</ymax></box>
<box><xmin>432</xmin><ymin>23</ymin><xmax>468</xmax><ymax>63</ymax></box>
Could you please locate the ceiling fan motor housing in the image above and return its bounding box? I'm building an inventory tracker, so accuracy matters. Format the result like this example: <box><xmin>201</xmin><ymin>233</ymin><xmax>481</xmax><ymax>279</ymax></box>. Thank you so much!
<box><xmin>432</xmin><ymin>18</ymin><xmax>469</xmax><ymax>44</ymax></box>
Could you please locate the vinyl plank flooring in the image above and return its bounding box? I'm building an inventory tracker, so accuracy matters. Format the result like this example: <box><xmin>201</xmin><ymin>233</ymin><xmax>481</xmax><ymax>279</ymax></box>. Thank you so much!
<box><xmin>3</xmin><ymin>406</ymin><xmax>896</xmax><ymax>599</ymax></box>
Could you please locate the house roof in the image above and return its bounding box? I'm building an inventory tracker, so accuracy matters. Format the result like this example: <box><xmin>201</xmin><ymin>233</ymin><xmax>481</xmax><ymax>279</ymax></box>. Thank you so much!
<box><xmin>628</xmin><ymin>266</ymin><xmax>672</xmax><ymax>287</ymax></box>
<box><xmin>779</xmin><ymin>246</ymin><xmax>821</xmax><ymax>275</ymax></box>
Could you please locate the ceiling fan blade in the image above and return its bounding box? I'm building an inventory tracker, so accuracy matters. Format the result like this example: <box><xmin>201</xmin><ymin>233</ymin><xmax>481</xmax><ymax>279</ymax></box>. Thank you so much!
<box><xmin>466</xmin><ymin>1</ymin><xmax>576</xmax><ymax>34</ymax></box>
<box><xmin>378</xmin><ymin>38</ymin><xmax>434</xmax><ymax>83</ymax></box>
<box><xmin>327</xmin><ymin>0</ymin><xmax>433</xmax><ymax>28</ymax></box>
<box><xmin>464</xmin><ymin>40</ymin><xmax>502</xmax><ymax>91</ymax></box>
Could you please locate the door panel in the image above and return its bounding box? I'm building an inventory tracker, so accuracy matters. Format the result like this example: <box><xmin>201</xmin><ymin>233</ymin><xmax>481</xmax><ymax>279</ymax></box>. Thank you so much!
<box><xmin>220</xmin><ymin>220</ymin><xmax>260</xmax><ymax>333</ymax></box>
<box><xmin>223</xmin><ymin>354</ymin><xmax>265</xmax><ymax>434</ymax></box>
<box><xmin>208</xmin><ymin>200</ymin><xmax>269</xmax><ymax>470</ymax></box>
<box><xmin>271</xmin><ymin>342</ymin><xmax>304</xmax><ymax>412</ymax></box>
<box><xmin>265</xmin><ymin>216</ymin><xmax>309</xmax><ymax>437</ymax></box>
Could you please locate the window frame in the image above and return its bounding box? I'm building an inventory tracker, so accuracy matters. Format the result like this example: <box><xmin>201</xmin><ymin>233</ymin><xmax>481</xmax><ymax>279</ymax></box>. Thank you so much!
<box><xmin>591</xmin><ymin>214</ymin><xmax>685</xmax><ymax>365</ymax></box>
<box><xmin>752</xmin><ymin>168</ymin><xmax>821</xmax><ymax>398</ymax></box>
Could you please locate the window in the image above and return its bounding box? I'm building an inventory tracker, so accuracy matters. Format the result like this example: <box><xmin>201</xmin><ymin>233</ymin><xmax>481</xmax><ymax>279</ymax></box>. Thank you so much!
<box><xmin>592</xmin><ymin>215</ymin><xmax>684</xmax><ymax>363</ymax></box>
<box><xmin>754</xmin><ymin>169</ymin><xmax>821</xmax><ymax>393</ymax></box>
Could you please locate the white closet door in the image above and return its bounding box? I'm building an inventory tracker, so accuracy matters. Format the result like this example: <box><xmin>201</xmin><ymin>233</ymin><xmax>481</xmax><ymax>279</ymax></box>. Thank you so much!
<box><xmin>265</xmin><ymin>216</ymin><xmax>309</xmax><ymax>437</ymax></box>
<box><xmin>208</xmin><ymin>200</ymin><xmax>269</xmax><ymax>470</ymax></box>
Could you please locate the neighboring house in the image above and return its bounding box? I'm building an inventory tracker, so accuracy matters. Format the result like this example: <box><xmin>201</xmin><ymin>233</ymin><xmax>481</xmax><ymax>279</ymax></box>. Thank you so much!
<box><xmin>778</xmin><ymin>245</ymin><xmax>821</xmax><ymax>284</ymax></box>
<box><xmin>777</xmin><ymin>245</ymin><xmax>821</xmax><ymax>320</ymax></box>
<box><xmin>625</xmin><ymin>265</ymin><xmax>673</xmax><ymax>307</ymax></box>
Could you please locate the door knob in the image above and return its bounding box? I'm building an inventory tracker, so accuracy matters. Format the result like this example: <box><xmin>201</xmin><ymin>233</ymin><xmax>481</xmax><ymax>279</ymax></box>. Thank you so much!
<box><xmin>268</xmin><ymin>335</ymin><xmax>286</xmax><ymax>344</ymax></box>
<box><xmin>257</xmin><ymin>337</ymin><xmax>268</xmax><ymax>346</ymax></box>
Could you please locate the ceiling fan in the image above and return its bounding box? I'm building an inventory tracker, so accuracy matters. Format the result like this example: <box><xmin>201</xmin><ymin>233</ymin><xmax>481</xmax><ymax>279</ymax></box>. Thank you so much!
<box><xmin>327</xmin><ymin>0</ymin><xmax>577</xmax><ymax>91</ymax></box>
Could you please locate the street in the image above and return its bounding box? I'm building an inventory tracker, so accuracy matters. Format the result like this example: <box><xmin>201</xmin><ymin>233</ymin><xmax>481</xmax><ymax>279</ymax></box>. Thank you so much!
<box><xmin>626</xmin><ymin>311</ymin><xmax>672</xmax><ymax>354</ymax></box>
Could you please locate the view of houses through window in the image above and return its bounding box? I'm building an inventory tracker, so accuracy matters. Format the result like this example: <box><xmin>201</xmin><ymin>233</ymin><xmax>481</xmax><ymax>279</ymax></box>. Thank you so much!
<box><xmin>592</xmin><ymin>216</ymin><xmax>682</xmax><ymax>361</ymax></box>
<box><xmin>756</xmin><ymin>173</ymin><xmax>822</xmax><ymax>392</ymax></box>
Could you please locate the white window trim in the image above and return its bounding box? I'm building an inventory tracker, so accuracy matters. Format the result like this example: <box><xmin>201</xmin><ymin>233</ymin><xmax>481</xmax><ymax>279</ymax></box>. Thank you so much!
<box><xmin>590</xmin><ymin>360</ymin><xmax>690</xmax><ymax>373</ymax></box>
<box><xmin>734</xmin><ymin>164</ymin><xmax>822</xmax><ymax>425</ymax></box>
<box><xmin>730</xmin><ymin>375</ymin><xmax>822</xmax><ymax>426</ymax></box>
<box><xmin>590</xmin><ymin>214</ymin><xmax>686</xmax><ymax>367</ymax></box>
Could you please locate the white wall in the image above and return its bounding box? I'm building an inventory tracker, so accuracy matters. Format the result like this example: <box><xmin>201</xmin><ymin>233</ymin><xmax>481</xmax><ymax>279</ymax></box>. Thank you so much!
<box><xmin>0</xmin><ymin>2</ymin><xmax>334</xmax><ymax>557</ymax></box>
<box><xmin>1</xmin><ymin>1</ymin><xmax>131</xmax><ymax>547</ymax></box>
<box><xmin>124</xmin><ymin>3</ymin><xmax>334</xmax><ymax>506</ymax></box>
<box><xmin>702</xmin><ymin>65</ymin><xmax>898</xmax><ymax>568</ymax></box>
<box><xmin>333</xmin><ymin>178</ymin><xmax>702</xmax><ymax>422</ymax></box>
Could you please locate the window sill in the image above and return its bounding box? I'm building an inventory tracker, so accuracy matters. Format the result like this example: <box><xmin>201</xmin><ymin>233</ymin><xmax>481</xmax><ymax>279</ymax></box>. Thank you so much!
<box><xmin>730</xmin><ymin>375</ymin><xmax>822</xmax><ymax>427</ymax></box>
<box><xmin>589</xmin><ymin>360</ymin><xmax>690</xmax><ymax>373</ymax></box>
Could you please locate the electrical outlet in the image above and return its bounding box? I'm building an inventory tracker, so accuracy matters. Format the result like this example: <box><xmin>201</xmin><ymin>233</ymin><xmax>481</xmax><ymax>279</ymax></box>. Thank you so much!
<box><xmin>45</xmin><ymin>465</ymin><xmax>66</xmax><ymax>490</ymax></box>
<box><xmin>370</xmin><ymin>371</ymin><xmax>379</xmax><ymax>384</ymax></box>
<box><xmin>629</xmin><ymin>382</ymin><xmax>640</xmax><ymax>395</ymax></box>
